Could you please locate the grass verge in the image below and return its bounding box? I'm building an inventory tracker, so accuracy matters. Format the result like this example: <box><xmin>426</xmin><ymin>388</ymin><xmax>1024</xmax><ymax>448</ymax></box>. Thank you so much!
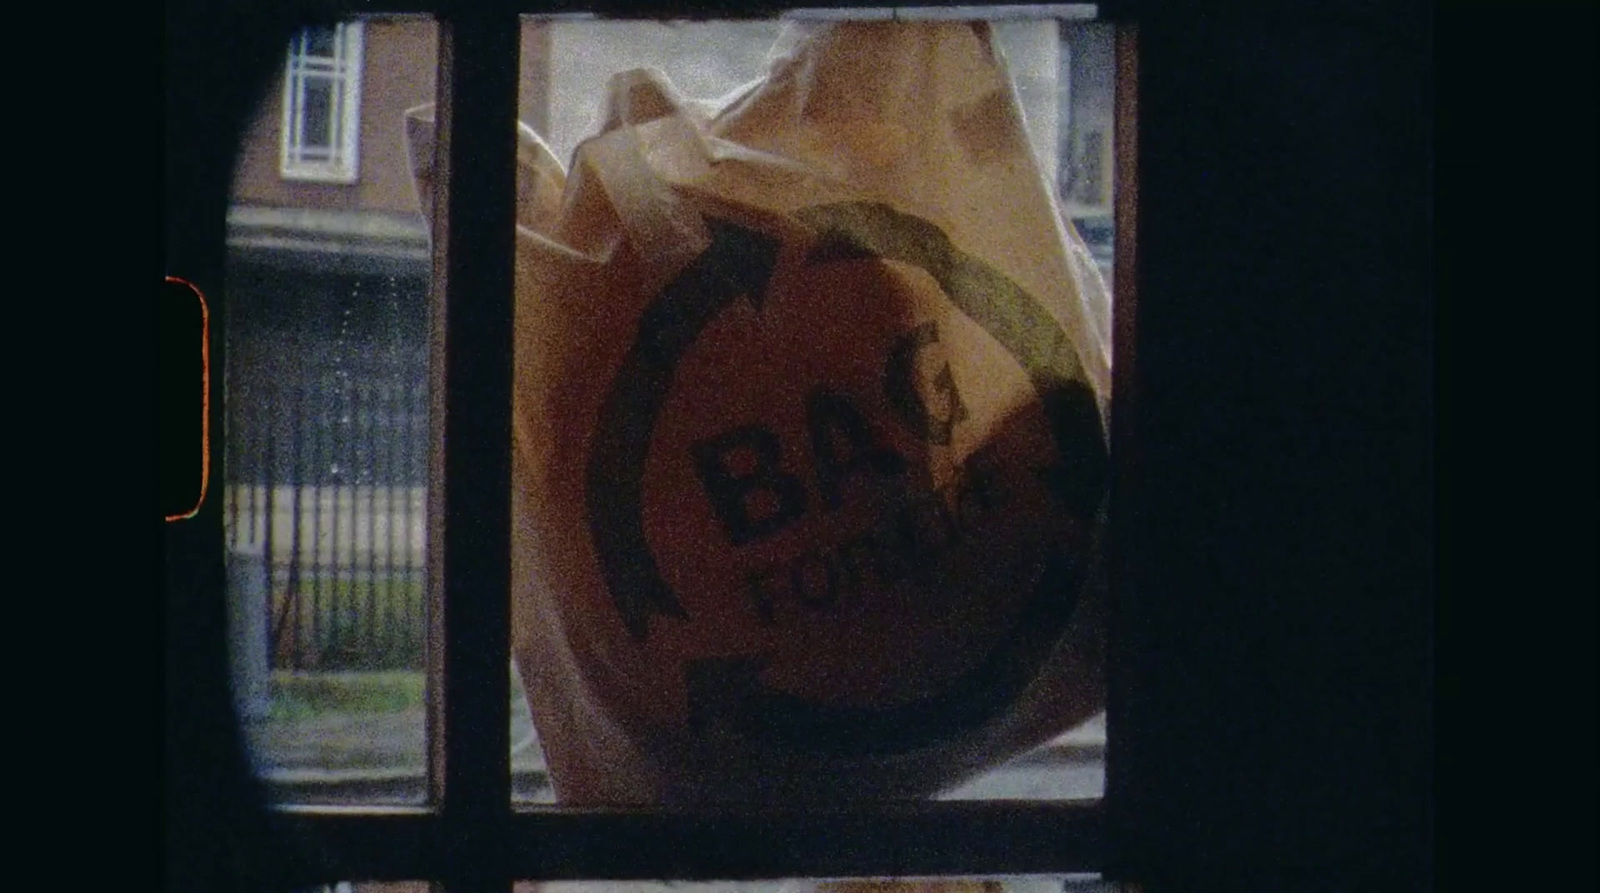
<box><xmin>268</xmin><ymin>670</ymin><xmax>424</xmax><ymax>722</ymax></box>
<box><xmin>265</xmin><ymin>668</ymin><xmax>534</xmax><ymax>722</ymax></box>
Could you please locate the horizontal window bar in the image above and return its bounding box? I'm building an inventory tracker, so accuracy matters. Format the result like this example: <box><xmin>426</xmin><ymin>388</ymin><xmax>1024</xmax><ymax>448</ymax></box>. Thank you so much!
<box><xmin>305</xmin><ymin>2</ymin><xmax>1114</xmax><ymax>21</ymax></box>
<box><xmin>272</xmin><ymin>802</ymin><xmax>1104</xmax><ymax>885</ymax></box>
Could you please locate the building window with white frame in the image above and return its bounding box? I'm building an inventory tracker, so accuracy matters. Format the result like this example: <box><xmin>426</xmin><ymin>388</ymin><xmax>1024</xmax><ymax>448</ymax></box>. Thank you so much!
<box><xmin>280</xmin><ymin>23</ymin><xmax>364</xmax><ymax>183</ymax></box>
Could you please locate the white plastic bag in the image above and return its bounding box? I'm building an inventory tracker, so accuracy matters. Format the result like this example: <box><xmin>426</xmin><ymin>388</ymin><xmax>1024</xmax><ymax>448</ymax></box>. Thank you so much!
<box><xmin>410</xmin><ymin>20</ymin><xmax>1111</xmax><ymax>806</ymax></box>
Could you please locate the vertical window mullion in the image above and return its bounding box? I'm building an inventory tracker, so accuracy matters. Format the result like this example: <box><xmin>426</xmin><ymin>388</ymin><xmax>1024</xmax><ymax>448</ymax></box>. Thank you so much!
<box><xmin>288</xmin><ymin>54</ymin><xmax>306</xmax><ymax>167</ymax></box>
<box><xmin>425</xmin><ymin>10</ymin><xmax>520</xmax><ymax>893</ymax></box>
<box><xmin>340</xmin><ymin>23</ymin><xmax>364</xmax><ymax>181</ymax></box>
<box><xmin>329</xmin><ymin>26</ymin><xmax>344</xmax><ymax>169</ymax></box>
<box><xmin>1103</xmin><ymin>19</ymin><xmax>1140</xmax><ymax>884</ymax></box>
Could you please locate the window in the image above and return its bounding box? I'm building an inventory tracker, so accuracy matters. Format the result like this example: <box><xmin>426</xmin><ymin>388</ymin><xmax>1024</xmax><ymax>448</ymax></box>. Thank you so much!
<box><xmin>216</xmin><ymin>5</ymin><xmax>1122</xmax><ymax>887</ymax></box>
<box><xmin>164</xmin><ymin>4</ymin><xmax>1434</xmax><ymax>892</ymax></box>
<box><xmin>282</xmin><ymin>22</ymin><xmax>365</xmax><ymax>183</ymax></box>
<box><xmin>227</xmin><ymin>13</ymin><xmax>1119</xmax><ymax>816</ymax></box>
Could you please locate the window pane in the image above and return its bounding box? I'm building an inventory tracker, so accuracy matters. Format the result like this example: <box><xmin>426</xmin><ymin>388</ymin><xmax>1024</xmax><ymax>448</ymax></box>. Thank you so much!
<box><xmin>306</xmin><ymin>26</ymin><xmax>337</xmax><ymax>59</ymax></box>
<box><xmin>228</xmin><ymin>15</ymin><xmax>437</xmax><ymax>805</ymax></box>
<box><xmin>1058</xmin><ymin>19</ymin><xmax>1115</xmax><ymax>294</ymax></box>
<box><xmin>302</xmin><ymin>77</ymin><xmax>335</xmax><ymax>149</ymax></box>
<box><xmin>231</xmin><ymin>7</ymin><xmax>1117</xmax><ymax>812</ymax></box>
<box><xmin>511</xmin><ymin>9</ymin><xmax>1113</xmax><ymax>807</ymax></box>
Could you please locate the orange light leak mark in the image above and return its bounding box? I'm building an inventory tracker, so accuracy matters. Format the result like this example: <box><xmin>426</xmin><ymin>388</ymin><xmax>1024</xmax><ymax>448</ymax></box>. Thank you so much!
<box><xmin>165</xmin><ymin>276</ymin><xmax>210</xmax><ymax>522</ymax></box>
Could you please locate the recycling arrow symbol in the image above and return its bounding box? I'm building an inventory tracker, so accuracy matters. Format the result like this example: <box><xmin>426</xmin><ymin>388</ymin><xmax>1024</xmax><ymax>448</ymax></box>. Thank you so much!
<box><xmin>684</xmin><ymin>546</ymin><xmax>1086</xmax><ymax>757</ymax></box>
<box><xmin>585</xmin><ymin>201</ymin><xmax>1107</xmax><ymax>755</ymax></box>
<box><xmin>585</xmin><ymin>218</ymin><xmax>783</xmax><ymax>641</ymax></box>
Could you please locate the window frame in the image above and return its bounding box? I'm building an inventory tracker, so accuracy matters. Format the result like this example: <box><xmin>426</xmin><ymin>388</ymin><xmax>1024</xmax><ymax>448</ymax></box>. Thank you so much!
<box><xmin>280</xmin><ymin>21</ymin><xmax>366</xmax><ymax>184</ymax></box>
<box><xmin>253</xmin><ymin>9</ymin><xmax>1134</xmax><ymax>890</ymax></box>
<box><xmin>167</xmin><ymin>2</ymin><xmax>1435</xmax><ymax>892</ymax></box>
<box><xmin>216</xmin><ymin>6</ymin><xmax>1136</xmax><ymax>891</ymax></box>
<box><xmin>170</xmin><ymin>5</ymin><xmax>1137</xmax><ymax>892</ymax></box>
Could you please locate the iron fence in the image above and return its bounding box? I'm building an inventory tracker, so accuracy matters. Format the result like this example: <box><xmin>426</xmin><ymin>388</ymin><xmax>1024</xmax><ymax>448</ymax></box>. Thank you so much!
<box><xmin>225</xmin><ymin>349</ymin><xmax>430</xmax><ymax>670</ymax></box>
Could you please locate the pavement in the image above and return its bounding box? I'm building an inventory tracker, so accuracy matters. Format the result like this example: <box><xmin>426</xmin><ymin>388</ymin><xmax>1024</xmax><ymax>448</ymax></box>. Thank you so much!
<box><xmin>247</xmin><ymin>688</ymin><xmax>1107</xmax><ymax>805</ymax></box>
<box><xmin>247</xmin><ymin>681</ymin><xmax>551</xmax><ymax>802</ymax></box>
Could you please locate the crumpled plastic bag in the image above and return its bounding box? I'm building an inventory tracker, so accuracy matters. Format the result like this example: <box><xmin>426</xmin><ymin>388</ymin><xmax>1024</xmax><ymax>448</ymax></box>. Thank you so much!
<box><xmin>408</xmin><ymin>20</ymin><xmax>1112</xmax><ymax>806</ymax></box>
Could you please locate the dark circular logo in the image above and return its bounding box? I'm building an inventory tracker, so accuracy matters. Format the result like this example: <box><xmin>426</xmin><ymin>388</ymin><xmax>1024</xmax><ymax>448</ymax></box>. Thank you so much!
<box><xmin>585</xmin><ymin>201</ymin><xmax>1107</xmax><ymax>755</ymax></box>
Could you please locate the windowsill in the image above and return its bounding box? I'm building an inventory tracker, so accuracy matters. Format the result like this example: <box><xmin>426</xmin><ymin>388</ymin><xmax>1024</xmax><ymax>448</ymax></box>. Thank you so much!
<box><xmin>280</xmin><ymin>169</ymin><xmax>361</xmax><ymax>185</ymax></box>
<box><xmin>226</xmin><ymin>204</ymin><xmax>431</xmax><ymax>273</ymax></box>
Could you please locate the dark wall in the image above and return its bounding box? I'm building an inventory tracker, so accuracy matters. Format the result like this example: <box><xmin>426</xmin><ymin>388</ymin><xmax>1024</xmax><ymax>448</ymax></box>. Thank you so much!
<box><xmin>1105</xmin><ymin>4</ymin><xmax>1432</xmax><ymax>887</ymax></box>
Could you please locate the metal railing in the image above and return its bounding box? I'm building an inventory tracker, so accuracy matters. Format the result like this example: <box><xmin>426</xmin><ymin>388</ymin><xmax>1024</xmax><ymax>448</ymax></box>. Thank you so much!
<box><xmin>226</xmin><ymin>351</ymin><xmax>430</xmax><ymax>670</ymax></box>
